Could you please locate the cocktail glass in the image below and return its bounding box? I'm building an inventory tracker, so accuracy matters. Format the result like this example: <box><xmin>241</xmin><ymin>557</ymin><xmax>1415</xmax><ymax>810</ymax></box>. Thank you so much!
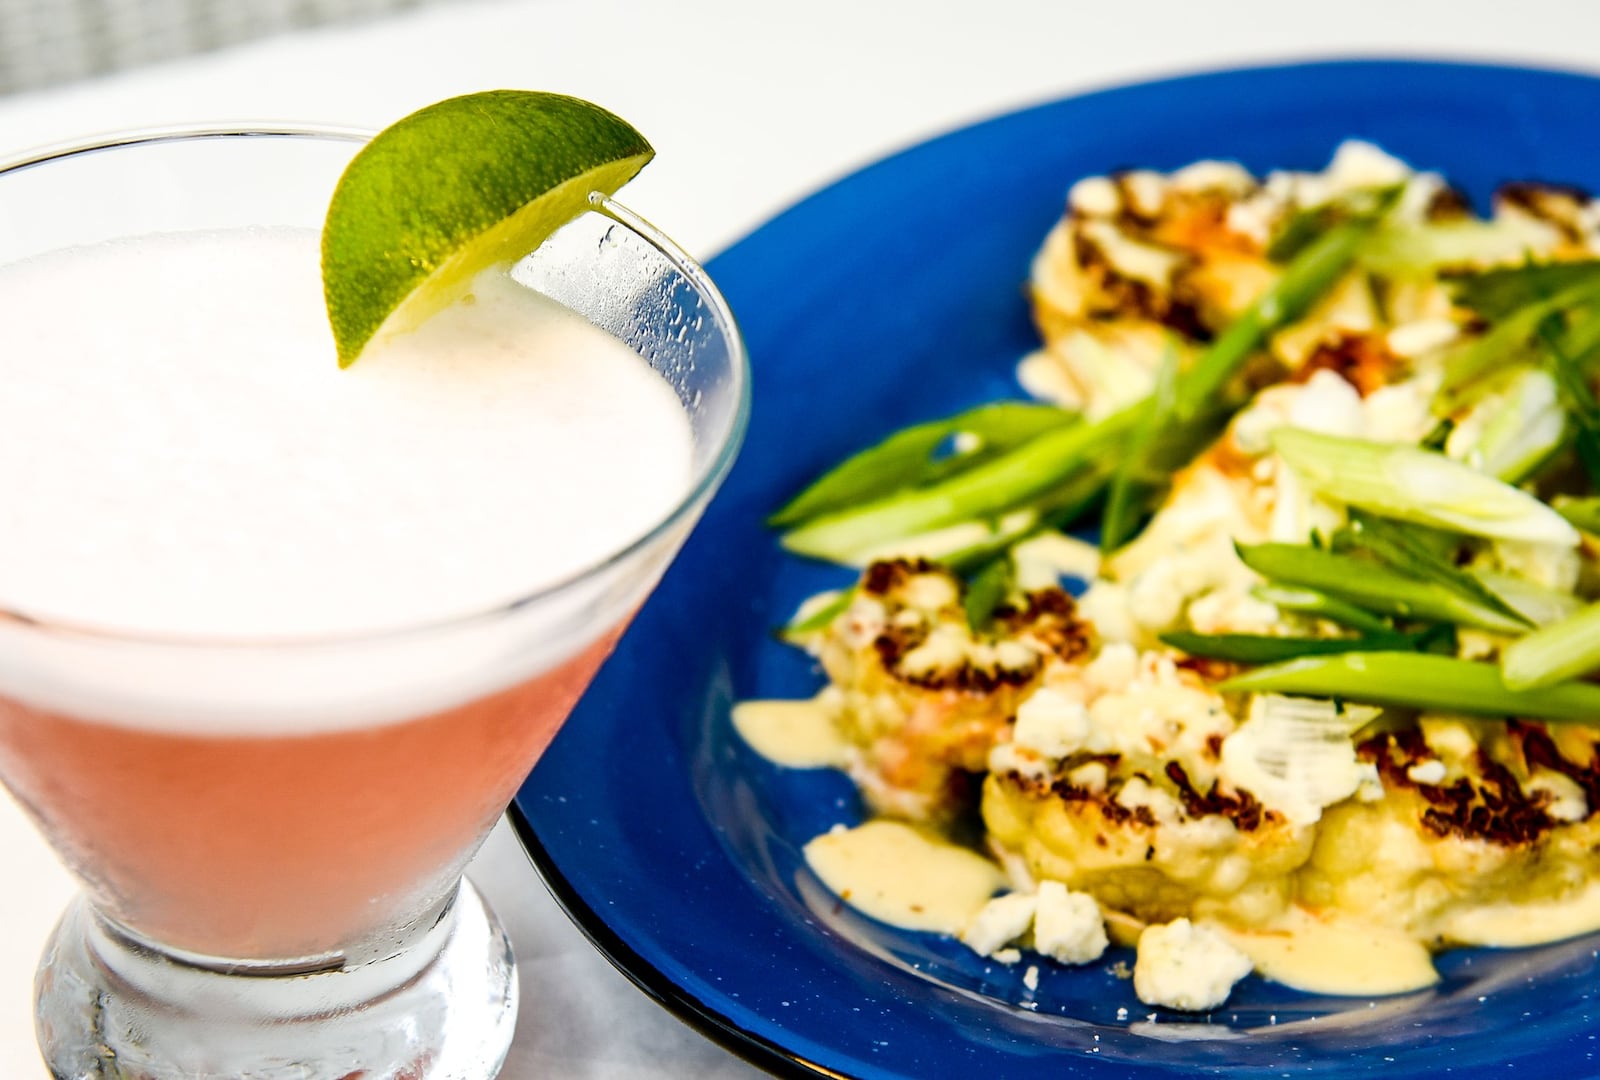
<box><xmin>0</xmin><ymin>126</ymin><xmax>748</xmax><ymax>1079</ymax></box>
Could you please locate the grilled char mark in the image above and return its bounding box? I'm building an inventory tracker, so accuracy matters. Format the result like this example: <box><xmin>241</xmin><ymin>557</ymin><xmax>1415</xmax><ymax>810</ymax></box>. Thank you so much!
<box><xmin>1497</xmin><ymin>181</ymin><xmax>1594</xmax><ymax>244</ymax></box>
<box><xmin>1068</xmin><ymin>229</ymin><xmax>1211</xmax><ymax>342</ymax></box>
<box><xmin>1163</xmin><ymin>761</ymin><xmax>1266</xmax><ymax>832</ymax></box>
<box><xmin>897</xmin><ymin>659</ymin><xmax>1038</xmax><ymax>694</ymax></box>
<box><xmin>860</xmin><ymin>569</ymin><xmax>1078</xmax><ymax>693</ymax></box>
<box><xmin>1290</xmin><ymin>332</ymin><xmax>1400</xmax><ymax>398</ymax></box>
<box><xmin>1358</xmin><ymin>728</ymin><xmax>1430</xmax><ymax>789</ymax></box>
<box><xmin>1358</xmin><ymin>729</ymin><xmax>1565</xmax><ymax>846</ymax></box>
<box><xmin>995</xmin><ymin>754</ymin><xmax>1163</xmax><ymax>830</ymax></box>
<box><xmin>1176</xmin><ymin>655</ymin><xmax>1245</xmax><ymax>684</ymax></box>
<box><xmin>1005</xmin><ymin>754</ymin><xmax>1161</xmax><ymax>829</ymax></box>
<box><xmin>993</xmin><ymin>588</ymin><xmax>1092</xmax><ymax>663</ymax></box>
<box><xmin>1511</xmin><ymin>721</ymin><xmax>1600</xmax><ymax>817</ymax></box>
<box><xmin>861</xmin><ymin>557</ymin><xmax>939</xmax><ymax>597</ymax></box>
<box><xmin>870</xmin><ymin>626</ymin><xmax>920</xmax><ymax>672</ymax></box>
<box><xmin>1424</xmin><ymin>183</ymin><xmax>1473</xmax><ymax>221</ymax></box>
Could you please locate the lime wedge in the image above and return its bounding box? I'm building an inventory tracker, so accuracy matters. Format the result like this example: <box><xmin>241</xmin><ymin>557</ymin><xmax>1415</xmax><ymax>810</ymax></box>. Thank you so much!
<box><xmin>321</xmin><ymin>90</ymin><xmax>654</xmax><ymax>366</ymax></box>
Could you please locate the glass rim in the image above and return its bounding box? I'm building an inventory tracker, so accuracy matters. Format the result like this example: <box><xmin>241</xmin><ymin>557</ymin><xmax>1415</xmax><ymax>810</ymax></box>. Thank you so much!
<box><xmin>0</xmin><ymin>123</ymin><xmax>752</xmax><ymax>650</ymax></box>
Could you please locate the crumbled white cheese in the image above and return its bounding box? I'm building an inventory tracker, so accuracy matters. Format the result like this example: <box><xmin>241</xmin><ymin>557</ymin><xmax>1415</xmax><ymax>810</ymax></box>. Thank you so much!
<box><xmin>1133</xmin><ymin>919</ymin><xmax>1254</xmax><ymax>1012</ymax></box>
<box><xmin>1186</xmin><ymin>588</ymin><xmax>1281</xmax><ymax>636</ymax></box>
<box><xmin>1361</xmin><ymin>376</ymin><xmax>1438</xmax><ymax>444</ymax></box>
<box><xmin>1089</xmin><ymin>679</ymin><xmax>1230</xmax><ymax>771</ymax></box>
<box><xmin>1169</xmin><ymin>159</ymin><xmax>1256</xmax><ymax>196</ymax></box>
<box><xmin>1327</xmin><ymin>140</ymin><xmax>1414</xmax><ymax>191</ymax></box>
<box><xmin>987</xmin><ymin>741</ymin><xmax>1053</xmax><ymax>784</ymax></box>
<box><xmin>1354</xmin><ymin>761</ymin><xmax>1385</xmax><ymax>802</ymax></box>
<box><xmin>1068</xmin><ymin>175</ymin><xmax>1121</xmax><ymax>218</ymax></box>
<box><xmin>1120</xmin><ymin>170</ymin><xmax>1167</xmax><ymax>217</ymax></box>
<box><xmin>1022</xmin><ymin>964</ymin><xmax>1040</xmax><ymax>991</ymax></box>
<box><xmin>1528</xmin><ymin>772</ymin><xmax>1589</xmax><ymax>823</ymax></box>
<box><xmin>1016</xmin><ymin>347</ymin><xmax>1085</xmax><ymax>409</ymax></box>
<box><xmin>1013</xmin><ymin>687</ymin><xmax>1091</xmax><ymax>758</ymax></box>
<box><xmin>1034</xmin><ymin>880</ymin><xmax>1109</xmax><ymax>965</ymax></box>
<box><xmin>1288</xmin><ymin>369</ymin><xmax>1366</xmax><ymax>437</ymax></box>
<box><xmin>1066</xmin><ymin>759</ymin><xmax>1109</xmax><ymax>794</ymax></box>
<box><xmin>1077</xmin><ymin>581</ymin><xmax>1140</xmax><ymax>645</ymax></box>
<box><xmin>961</xmin><ymin>892</ymin><xmax>1038</xmax><ymax>958</ymax></box>
<box><xmin>1079</xmin><ymin>219</ymin><xmax>1183</xmax><ymax>289</ymax></box>
<box><xmin>993</xmin><ymin>640</ymin><xmax>1041</xmax><ymax>673</ymax></box>
<box><xmin>898</xmin><ymin>624</ymin><xmax>969</xmax><ymax>677</ymax></box>
<box><xmin>1084</xmin><ymin>641</ymin><xmax>1140</xmax><ymax>695</ymax></box>
<box><xmin>901</xmin><ymin>572</ymin><xmax>961</xmax><ymax>612</ymax></box>
<box><xmin>1127</xmin><ymin>556</ymin><xmax>1200</xmax><ymax>633</ymax></box>
<box><xmin>1406</xmin><ymin>759</ymin><xmax>1448</xmax><ymax>786</ymax></box>
<box><xmin>1289</xmin><ymin>140</ymin><xmax>1413</xmax><ymax>209</ymax></box>
<box><xmin>1115</xmin><ymin>776</ymin><xmax>1184</xmax><ymax>824</ymax></box>
<box><xmin>1224</xmin><ymin>190</ymin><xmax>1282</xmax><ymax>247</ymax></box>
<box><xmin>1011</xmin><ymin>530</ymin><xmax>1101</xmax><ymax>589</ymax></box>
<box><xmin>1420</xmin><ymin>717</ymin><xmax>1480</xmax><ymax>762</ymax></box>
<box><xmin>837</xmin><ymin>595</ymin><xmax>888</xmax><ymax>650</ymax></box>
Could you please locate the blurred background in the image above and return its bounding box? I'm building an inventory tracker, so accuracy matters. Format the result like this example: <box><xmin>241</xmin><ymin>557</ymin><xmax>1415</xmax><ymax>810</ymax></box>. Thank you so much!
<box><xmin>0</xmin><ymin>0</ymin><xmax>455</xmax><ymax>93</ymax></box>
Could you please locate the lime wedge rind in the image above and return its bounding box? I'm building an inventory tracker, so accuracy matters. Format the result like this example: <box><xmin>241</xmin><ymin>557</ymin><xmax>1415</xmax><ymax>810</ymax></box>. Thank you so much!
<box><xmin>321</xmin><ymin>90</ymin><xmax>654</xmax><ymax>367</ymax></box>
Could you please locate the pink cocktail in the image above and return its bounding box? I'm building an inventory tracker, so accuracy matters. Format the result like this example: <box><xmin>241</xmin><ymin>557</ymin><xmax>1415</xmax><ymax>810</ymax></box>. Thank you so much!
<box><xmin>0</xmin><ymin>127</ymin><xmax>747</xmax><ymax>1079</ymax></box>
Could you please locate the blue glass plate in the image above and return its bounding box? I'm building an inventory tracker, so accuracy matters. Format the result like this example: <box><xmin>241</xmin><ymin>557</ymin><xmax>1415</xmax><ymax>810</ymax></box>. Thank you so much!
<box><xmin>511</xmin><ymin>59</ymin><xmax>1600</xmax><ymax>1078</ymax></box>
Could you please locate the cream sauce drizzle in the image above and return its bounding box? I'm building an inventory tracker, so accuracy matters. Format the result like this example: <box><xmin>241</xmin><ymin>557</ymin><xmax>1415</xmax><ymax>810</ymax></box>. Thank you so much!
<box><xmin>731</xmin><ymin>697</ymin><xmax>850</xmax><ymax>769</ymax></box>
<box><xmin>1443</xmin><ymin>877</ymin><xmax>1600</xmax><ymax>948</ymax></box>
<box><xmin>803</xmin><ymin>821</ymin><xmax>1005</xmax><ymax>935</ymax></box>
<box><xmin>1216</xmin><ymin>907</ymin><xmax>1437</xmax><ymax>996</ymax></box>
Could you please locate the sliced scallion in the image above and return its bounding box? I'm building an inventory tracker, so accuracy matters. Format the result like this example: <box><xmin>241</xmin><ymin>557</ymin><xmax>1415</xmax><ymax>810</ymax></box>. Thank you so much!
<box><xmin>963</xmin><ymin>556</ymin><xmax>1015</xmax><ymax>631</ymax></box>
<box><xmin>1501</xmin><ymin>600</ymin><xmax>1600</xmax><ymax>691</ymax></box>
<box><xmin>1536</xmin><ymin>316</ymin><xmax>1600</xmax><ymax>489</ymax></box>
<box><xmin>1449</xmin><ymin>259</ymin><xmax>1600</xmax><ymax>321</ymax></box>
<box><xmin>780</xmin><ymin>405</ymin><xmax>1136</xmax><ymax>564</ymax></box>
<box><xmin>777</xmin><ymin>588</ymin><xmax>855</xmax><ymax>641</ymax></box>
<box><xmin>1219</xmin><ymin>652</ymin><xmax>1600</xmax><ymax>722</ymax></box>
<box><xmin>1271</xmin><ymin>427</ymin><xmax>1579</xmax><ymax>546</ymax></box>
<box><xmin>1554</xmin><ymin>495</ymin><xmax>1600</xmax><ymax>534</ymax></box>
<box><xmin>1236</xmin><ymin>542</ymin><xmax>1531</xmax><ymax>634</ymax></box>
<box><xmin>1249</xmin><ymin>583</ymin><xmax>1394</xmax><ymax>635</ymax></box>
<box><xmin>1160</xmin><ymin>630</ymin><xmax>1425</xmax><ymax>665</ymax></box>
<box><xmin>1340</xmin><ymin>513</ymin><xmax>1531</xmax><ymax>630</ymax></box>
<box><xmin>769</xmin><ymin>401</ymin><xmax>1077</xmax><ymax>528</ymax></box>
<box><xmin>1101</xmin><ymin>345</ymin><xmax>1178</xmax><ymax>554</ymax></box>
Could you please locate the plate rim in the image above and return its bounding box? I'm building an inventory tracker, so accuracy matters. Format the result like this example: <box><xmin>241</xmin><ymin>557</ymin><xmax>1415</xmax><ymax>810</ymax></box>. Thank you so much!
<box><xmin>510</xmin><ymin>54</ymin><xmax>1600</xmax><ymax>1080</ymax></box>
<box><xmin>508</xmin><ymin>807</ymin><xmax>820</xmax><ymax>1077</ymax></box>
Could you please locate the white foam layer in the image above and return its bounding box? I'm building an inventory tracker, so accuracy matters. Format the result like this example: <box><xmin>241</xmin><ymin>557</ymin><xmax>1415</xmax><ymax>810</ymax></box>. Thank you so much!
<box><xmin>0</xmin><ymin>227</ymin><xmax>695</xmax><ymax>733</ymax></box>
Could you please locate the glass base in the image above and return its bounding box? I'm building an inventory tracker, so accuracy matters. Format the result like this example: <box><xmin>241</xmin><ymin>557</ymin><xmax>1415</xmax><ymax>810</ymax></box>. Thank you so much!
<box><xmin>34</xmin><ymin>879</ymin><xmax>517</xmax><ymax>1080</ymax></box>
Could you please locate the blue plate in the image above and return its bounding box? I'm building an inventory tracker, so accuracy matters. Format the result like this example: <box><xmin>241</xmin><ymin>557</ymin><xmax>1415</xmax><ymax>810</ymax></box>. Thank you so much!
<box><xmin>511</xmin><ymin>59</ymin><xmax>1600</xmax><ymax>1078</ymax></box>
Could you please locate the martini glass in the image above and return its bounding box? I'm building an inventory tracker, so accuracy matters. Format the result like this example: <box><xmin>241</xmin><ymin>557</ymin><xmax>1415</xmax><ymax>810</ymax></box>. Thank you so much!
<box><xmin>0</xmin><ymin>126</ymin><xmax>748</xmax><ymax>1079</ymax></box>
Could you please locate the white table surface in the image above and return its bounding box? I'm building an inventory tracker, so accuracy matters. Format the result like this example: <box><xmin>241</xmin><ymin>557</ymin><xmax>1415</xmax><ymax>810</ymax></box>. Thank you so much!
<box><xmin>3</xmin><ymin>0</ymin><xmax>1600</xmax><ymax>1074</ymax></box>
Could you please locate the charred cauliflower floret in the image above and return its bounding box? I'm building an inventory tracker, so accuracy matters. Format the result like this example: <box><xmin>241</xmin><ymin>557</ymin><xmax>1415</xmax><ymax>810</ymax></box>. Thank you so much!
<box><xmin>802</xmin><ymin>558</ymin><xmax>1089</xmax><ymax>821</ymax></box>
<box><xmin>1303</xmin><ymin>717</ymin><xmax>1600</xmax><ymax>945</ymax></box>
<box><xmin>980</xmin><ymin>651</ymin><xmax>1316</xmax><ymax>935</ymax></box>
<box><xmin>1021</xmin><ymin>140</ymin><xmax>1600</xmax><ymax>427</ymax></box>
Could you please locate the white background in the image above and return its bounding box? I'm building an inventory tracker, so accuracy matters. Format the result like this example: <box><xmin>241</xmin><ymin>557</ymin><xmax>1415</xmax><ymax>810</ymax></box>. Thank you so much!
<box><xmin>2</xmin><ymin>0</ymin><xmax>1599</xmax><ymax>1075</ymax></box>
